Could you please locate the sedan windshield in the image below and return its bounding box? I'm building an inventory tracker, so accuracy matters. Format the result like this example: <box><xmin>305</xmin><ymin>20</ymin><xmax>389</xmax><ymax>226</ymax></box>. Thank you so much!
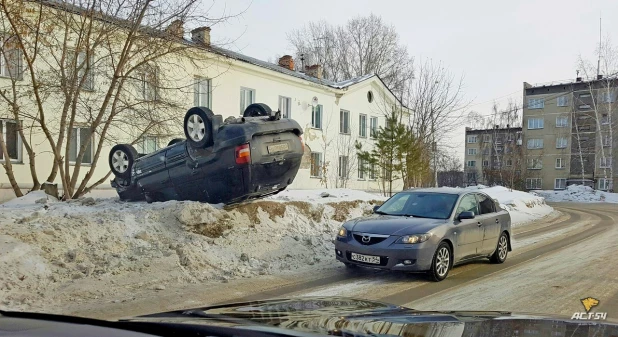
<box><xmin>376</xmin><ymin>192</ymin><xmax>459</xmax><ymax>219</ymax></box>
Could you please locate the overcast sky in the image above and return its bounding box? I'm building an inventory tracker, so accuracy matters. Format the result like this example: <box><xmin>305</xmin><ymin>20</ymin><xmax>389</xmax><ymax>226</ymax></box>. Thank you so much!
<box><xmin>206</xmin><ymin>0</ymin><xmax>618</xmax><ymax>161</ymax></box>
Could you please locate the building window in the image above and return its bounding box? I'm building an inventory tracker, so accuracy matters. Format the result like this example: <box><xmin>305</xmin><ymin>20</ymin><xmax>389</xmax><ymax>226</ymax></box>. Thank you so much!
<box><xmin>369</xmin><ymin>117</ymin><xmax>378</xmax><ymax>138</ymax></box>
<box><xmin>0</xmin><ymin>36</ymin><xmax>23</xmax><ymax>80</ymax></box>
<box><xmin>467</xmin><ymin>148</ymin><xmax>477</xmax><ymax>155</ymax></box>
<box><xmin>467</xmin><ymin>160</ymin><xmax>476</xmax><ymax>167</ymax></box>
<box><xmin>603</xmin><ymin>134</ymin><xmax>611</xmax><ymax>147</ymax></box>
<box><xmin>359</xmin><ymin>114</ymin><xmax>367</xmax><ymax>138</ymax></box>
<box><xmin>598</xmin><ymin>178</ymin><xmax>612</xmax><ymax>191</ymax></box>
<box><xmin>467</xmin><ymin>135</ymin><xmax>478</xmax><ymax>143</ymax></box>
<box><xmin>483</xmin><ymin>134</ymin><xmax>490</xmax><ymax>142</ymax></box>
<box><xmin>482</xmin><ymin>160</ymin><xmax>489</xmax><ymax>167</ymax></box>
<box><xmin>507</xmin><ymin>134</ymin><xmax>514</xmax><ymax>141</ymax></box>
<box><xmin>526</xmin><ymin>178</ymin><xmax>542</xmax><ymax>190</ymax></box>
<box><xmin>527</xmin><ymin>158</ymin><xmax>543</xmax><ymax>170</ymax></box>
<box><xmin>194</xmin><ymin>77</ymin><xmax>211</xmax><ymax>108</ymax></box>
<box><xmin>601</xmin><ymin>114</ymin><xmax>610</xmax><ymax>125</ymax></box>
<box><xmin>555</xmin><ymin>178</ymin><xmax>566</xmax><ymax>190</ymax></box>
<box><xmin>369</xmin><ymin>162</ymin><xmax>377</xmax><ymax>180</ymax></box>
<box><xmin>0</xmin><ymin>119</ymin><xmax>21</xmax><ymax>162</ymax></box>
<box><xmin>135</xmin><ymin>135</ymin><xmax>158</xmax><ymax>154</ymax></box>
<box><xmin>556</xmin><ymin>157</ymin><xmax>565</xmax><ymax>169</ymax></box>
<box><xmin>506</xmin><ymin>159</ymin><xmax>512</xmax><ymax>167</ymax></box>
<box><xmin>600</xmin><ymin>91</ymin><xmax>615</xmax><ymax>103</ymax></box>
<box><xmin>557</xmin><ymin>96</ymin><xmax>569</xmax><ymax>107</ymax></box>
<box><xmin>338</xmin><ymin>155</ymin><xmax>349</xmax><ymax>179</ymax></box>
<box><xmin>137</xmin><ymin>66</ymin><xmax>158</xmax><ymax>101</ymax></box>
<box><xmin>482</xmin><ymin>148</ymin><xmax>490</xmax><ymax>155</ymax></box>
<box><xmin>311</xmin><ymin>105</ymin><xmax>322</xmax><ymax>129</ymax></box>
<box><xmin>527</xmin><ymin>138</ymin><xmax>544</xmax><ymax>149</ymax></box>
<box><xmin>579</xmin><ymin>104</ymin><xmax>591</xmax><ymax>110</ymax></box>
<box><xmin>556</xmin><ymin>116</ymin><xmax>568</xmax><ymax>128</ymax></box>
<box><xmin>69</xmin><ymin>127</ymin><xmax>93</xmax><ymax>164</ymax></box>
<box><xmin>357</xmin><ymin>157</ymin><xmax>366</xmax><ymax>180</ymax></box>
<box><xmin>467</xmin><ymin>172</ymin><xmax>477</xmax><ymax>182</ymax></box>
<box><xmin>528</xmin><ymin>98</ymin><xmax>544</xmax><ymax>109</ymax></box>
<box><xmin>68</xmin><ymin>50</ymin><xmax>94</xmax><ymax>90</ymax></box>
<box><xmin>310</xmin><ymin>152</ymin><xmax>322</xmax><ymax>177</ymax></box>
<box><xmin>240</xmin><ymin>87</ymin><xmax>255</xmax><ymax>114</ymax></box>
<box><xmin>556</xmin><ymin>137</ymin><xmax>568</xmax><ymax>149</ymax></box>
<box><xmin>279</xmin><ymin>96</ymin><xmax>291</xmax><ymax>118</ymax></box>
<box><xmin>339</xmin><ymin>109</ymin><xmax>350</xmax><ymax>134</ymax></box>
<box><xmin>527</xmin><ymin>118</ymin><xmax>544</xmax><ymax>129</ymax></box>
<box><xmin>600</xmin><ymin>156</ymin><xmax>612</xmax><ymax>168</ymax></box>
<box><xmin>577</xmin><ymin>124</ymin><xmax>591</xmax><ymax>131</ymax></box>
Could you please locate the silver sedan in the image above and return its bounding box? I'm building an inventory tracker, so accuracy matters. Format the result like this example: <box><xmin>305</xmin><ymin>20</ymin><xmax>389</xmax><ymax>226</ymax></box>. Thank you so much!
<box><xmin>334</xmin><ymin>187</ymin><xmax>512</xmax><ymax>281</ymax></box>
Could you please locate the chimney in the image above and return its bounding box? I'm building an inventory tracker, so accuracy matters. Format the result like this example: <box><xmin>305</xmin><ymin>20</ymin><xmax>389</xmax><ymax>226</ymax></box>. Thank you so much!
<box><xmin>165</xmin><ymin>20</ymin><xmax>184</xmax><ymax>38</ymax></box>
<box><xmin>191</xmin><ymin>26</ymin><xmax>211</xmax><ymax>46</ymax></box>
<box><xmin>305</xmin><ymin>64</ymin><xmax>323</xmax><ymax>79</ymax></box>
<box><xmin>278</xmin><ymin>55</ymin><xmax>294</xmax><ymax>71</ymax></box>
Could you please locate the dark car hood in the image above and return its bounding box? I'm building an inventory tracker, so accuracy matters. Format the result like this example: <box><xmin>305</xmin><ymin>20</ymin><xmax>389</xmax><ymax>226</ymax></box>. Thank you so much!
<box><xmin>123</xmin><ymin>297</ymin><xmax>618</xmax><ymax>337</ymax></box>
<box><xmin>347</xmin><ymin>215</ymin><xmax>448</xmax><ymax>235</ymax></box>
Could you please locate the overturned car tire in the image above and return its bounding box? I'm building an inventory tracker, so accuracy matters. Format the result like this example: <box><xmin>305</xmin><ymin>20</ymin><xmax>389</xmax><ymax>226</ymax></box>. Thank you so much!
<box><xmin>167</xmin><ymin>138</ymin><xmax>184</xmax><ymax>147</ymax></box>
<box><xmin>184</xmin><ymin>107</ymin><xmax>214</xmax><ymax>149</ymax></box>
<box><xmin>243</xmin><ymin>103</ymin><xmax>273</xmax><ymax>118</ymax></box>
<box><xmin>109</xmin><ymin>144</ymin><xmax>138</xmax><ymax>179</ymax></box>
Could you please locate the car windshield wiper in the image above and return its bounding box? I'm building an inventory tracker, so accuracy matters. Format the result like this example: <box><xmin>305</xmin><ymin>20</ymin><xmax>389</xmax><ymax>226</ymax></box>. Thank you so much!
<box><xmin>403</xmin><ymin>214</ymin><xmax>433</xmax><ymax>219</ymax></box>
<box><xmin>374</xmin><ymin>210</ymin><xmax>392</xmax><ymax>215</ymax></box>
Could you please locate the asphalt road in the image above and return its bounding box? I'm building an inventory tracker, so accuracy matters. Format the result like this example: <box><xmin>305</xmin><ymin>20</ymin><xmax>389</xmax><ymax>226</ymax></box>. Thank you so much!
<box><xmin>71</xmin><ymin>202</ymin><xmax>618</xmax><ymax>320</ymax></box>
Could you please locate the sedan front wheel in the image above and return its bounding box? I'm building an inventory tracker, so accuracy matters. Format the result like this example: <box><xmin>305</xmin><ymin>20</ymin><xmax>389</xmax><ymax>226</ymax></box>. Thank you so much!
<box><xmin>490</xmin><ymin>232</ymin><xmax>509</xmax><ymax>264</ymax></box>
<box><xmin>428</xmin><ymin>242</ymin><xmax>451</xmax><ymax>282</ymax></box>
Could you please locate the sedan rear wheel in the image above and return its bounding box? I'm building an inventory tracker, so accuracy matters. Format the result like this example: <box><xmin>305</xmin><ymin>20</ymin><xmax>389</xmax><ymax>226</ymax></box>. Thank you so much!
<box><xmin>490</xmin><ymin>232</ymin><xmax>509</xmax><ymax>264</ymax></box>
<box><xmin>109</xmin><ymin>144</ymin><xmax>138</xmax><ymax>179</ymax></box>
<box><xmin>183</xmin><ymin>107</ymin><xmax>214</xmax><ymax>148</ymax></box>
<box><xmin>428</xmin><ymin>242</ymin><xmax>451</xmax><ymax>282</ymax></box>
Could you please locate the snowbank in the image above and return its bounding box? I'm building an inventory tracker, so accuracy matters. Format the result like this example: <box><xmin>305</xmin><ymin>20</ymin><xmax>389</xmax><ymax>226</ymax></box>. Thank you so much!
<box><xmin>534</xmin><ymin>184</ymin><xmax>618</xmax><ymax>203</ymax></box>
<box><xmin>0</xmin><ymin>189</ymin><xmax>385</xmax><ymax>311</ymax></box>
<box><xmin>465</xmin><ymin>186</ymin><xmax>554</xmax><ymax>225</ymax></box>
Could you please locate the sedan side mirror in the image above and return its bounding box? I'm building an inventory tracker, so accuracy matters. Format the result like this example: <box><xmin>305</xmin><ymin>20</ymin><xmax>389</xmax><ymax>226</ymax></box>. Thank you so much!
<box><xmin>373</xmin><ymin>205</ymin><xmax>381</xmax><ymax>213</ymax></box>
<box><xmin>458</xmin><ymin>211</ymin><xmax>475</xmax><ymax>220</ymax></box>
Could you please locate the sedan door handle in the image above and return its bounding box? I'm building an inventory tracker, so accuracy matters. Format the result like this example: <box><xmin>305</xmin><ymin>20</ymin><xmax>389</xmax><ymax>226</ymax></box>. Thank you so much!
<box><xmin>477</xmin><ymin>222</ymin><xmax>482</xmax><ymax>227</ymax></box>
<box><xmin>495</xmin><ymin>219</ymin><xmax>500</xmax><ymax>223</ymax></box>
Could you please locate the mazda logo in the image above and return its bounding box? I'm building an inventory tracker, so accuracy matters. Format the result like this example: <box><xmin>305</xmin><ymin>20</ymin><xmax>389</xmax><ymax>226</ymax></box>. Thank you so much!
<box><xmin>361</xmin><ymin>236</ymin><xmax>371</xmax><ymax>243</ymax></box>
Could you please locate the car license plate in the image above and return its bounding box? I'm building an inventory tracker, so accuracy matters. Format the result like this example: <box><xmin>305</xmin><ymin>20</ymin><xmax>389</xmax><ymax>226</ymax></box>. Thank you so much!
<box><xmin>267</xmin><ymin>143</ymin><xmax>289</xmax><ymax>154</ymax></box>
<box><xmin>350</xmin><ymin>252</ymin><xmax>380</xmax><ymax>264</ymax></box>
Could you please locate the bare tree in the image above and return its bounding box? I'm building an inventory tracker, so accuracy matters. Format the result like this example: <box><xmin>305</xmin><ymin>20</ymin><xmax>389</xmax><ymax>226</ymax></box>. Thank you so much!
<box><xmin>436</xmin><ymin>153</ymin><xmax>463</xmax><ymax>187</ymax></box>
<box><xmin>577</xmin><ymin>38</ymin><xmax>617</xmax><ymax>191</ymax></box>
<box><xmin>0</xmin><ymin>0</ymin><xmax>239</xmax><ymax>199</ymax></box>
<box><xmin>287</xmin><ymin>14</ymin><xmax>414</xmax><ymax>97</ymax></box>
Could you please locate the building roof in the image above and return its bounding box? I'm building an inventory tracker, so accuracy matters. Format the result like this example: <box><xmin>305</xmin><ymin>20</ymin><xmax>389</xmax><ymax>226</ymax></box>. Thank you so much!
<box><xmin>207</xmin><ymin>45</ymin><xmax>376</xmax><ymax>89</ymax></box>
<box><xmin>35</xmin><ymin>0</ymin><xmax>384</xmax><ymax>92</ymax></box>
<box><xmin>465</xmin><ymin>126</ymin><xmax>522</xmax><ymax>133</ymax></box>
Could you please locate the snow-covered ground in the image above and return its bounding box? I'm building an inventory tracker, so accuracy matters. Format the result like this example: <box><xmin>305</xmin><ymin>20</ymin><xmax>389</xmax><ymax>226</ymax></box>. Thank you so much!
<box><xmin>0</xmin><ymin>186</ymin><xmax>553</xmax><ymax>312</ymax></box>
<box><xmin>464</xmin><ymin>185</ymin><xmax>554</xmax><ymax>225</ymax></box>
<box><xmin>534</xmin><ymin>184</ymin><xmax>618</xmax><ymax>203</ymax></box>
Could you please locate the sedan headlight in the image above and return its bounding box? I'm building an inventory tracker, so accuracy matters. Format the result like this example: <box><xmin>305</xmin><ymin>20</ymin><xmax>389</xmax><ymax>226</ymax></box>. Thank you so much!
<box><xmin>337</xmin><ymin>227</ymin><xmax>347</xmax><ymax>238</ymax></box>
<box><xmin>398</xmin><ymin>234</ymin><xmax>431</xmax><ymax>244</ymax></box>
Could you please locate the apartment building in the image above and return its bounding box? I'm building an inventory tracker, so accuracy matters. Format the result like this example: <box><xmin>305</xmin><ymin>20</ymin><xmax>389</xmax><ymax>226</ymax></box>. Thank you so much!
<box><xmin>464</xmin><ymin>126</ymin><xmax>523</xmax><ymax>187</ymax></box>
<box><xmin>0</xmin><ymin>1</ymin><xmax>407</xmax><ymax>201</ymax></box>
<box><xmin>522</xmin><ymin>77</ymin><xmax>617</xmax><ymax>191</ymax></box>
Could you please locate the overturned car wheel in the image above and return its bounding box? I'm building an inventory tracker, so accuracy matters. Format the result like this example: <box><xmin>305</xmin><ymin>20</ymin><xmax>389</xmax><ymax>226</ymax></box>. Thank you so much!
<box><xmin>109</xmin><ymin>144</ymin><xmax>138</xmax><ymax>179</ymax></box>
<box><xmin>243</xmin><ymin>103</ymin><xmax>273</xmax><ymax>118</ymax></box>
<box><xmin>184</xmin><ymin>107</ymin><xmax>214</xmax><ymax>148</ymax></box>
<box><xmin>167</xmin><ymin>138</ymin><xmax>184</xmax><ymax>147</ymax></box>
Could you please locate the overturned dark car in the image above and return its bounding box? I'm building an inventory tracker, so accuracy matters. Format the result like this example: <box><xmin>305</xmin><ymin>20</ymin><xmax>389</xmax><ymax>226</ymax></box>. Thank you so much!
<box><xmin>108</xmin><ymin>103</ymin><xmax>304</xmax><ymax>204</ymax></box>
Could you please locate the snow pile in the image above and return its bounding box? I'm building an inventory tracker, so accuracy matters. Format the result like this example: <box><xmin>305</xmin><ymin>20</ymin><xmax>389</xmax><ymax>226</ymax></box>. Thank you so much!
<box><xmin>465</xmin><ymin>186</ymin><xmax>554</xmax><ymax>225</ymax></box>
<box><xmin>534</xmin><ymin>185</ymin><xmax>618</xmax><ymax>203</ymax></box>
<box><xmin>266</xmin><ymin>188</ymin><xmax>383</xmax><ymax>203</ymax></box>
<box><xmin>0</xmin><ymin>190</ymin><xmax>385</xmax><ymax>311</ymax></box>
